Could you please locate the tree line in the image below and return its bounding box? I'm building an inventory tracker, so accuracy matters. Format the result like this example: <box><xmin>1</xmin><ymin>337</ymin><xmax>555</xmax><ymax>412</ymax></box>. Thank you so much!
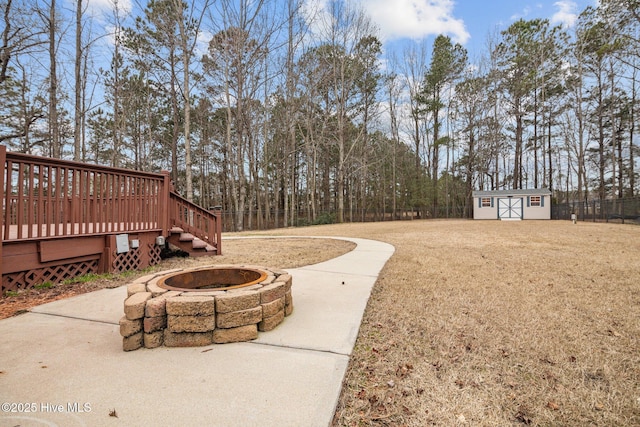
<box><xmin>1</xmin><ymin>0</ymin><xmax>639</xmax><ymax>230</ymax></box>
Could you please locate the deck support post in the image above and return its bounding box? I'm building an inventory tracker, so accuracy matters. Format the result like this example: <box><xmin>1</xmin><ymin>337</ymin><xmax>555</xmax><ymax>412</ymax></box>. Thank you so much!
<box><xmin>213</xmin><ymin>207</ymin><xmax>222</xmax><ymax>255</ymax></box>
<box><xmin>0</xmin><ymin>145</ymin><xmax>5</xmax><ymax>283</ymax></box>
<box><xmin>160</xmin><ymin>171</ymin><xmax>171</xmax><ymax>238</ymax></box>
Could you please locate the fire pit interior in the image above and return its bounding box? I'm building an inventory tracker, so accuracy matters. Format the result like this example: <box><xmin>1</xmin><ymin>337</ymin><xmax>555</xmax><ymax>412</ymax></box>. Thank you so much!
<box><xmin>158</xmin><ymin>267</ymin><xmax>268</xmax><ymax>292</ymax></box>
<box><xmin>120</xmin><ymin>265</ymin><xmax>293</xmax><ymax>351</ymax></box>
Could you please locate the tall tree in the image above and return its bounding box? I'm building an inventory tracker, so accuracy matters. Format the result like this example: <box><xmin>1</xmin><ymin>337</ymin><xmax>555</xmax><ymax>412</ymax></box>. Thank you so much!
<box><xmin>577</xmin><ymin>7</ymin><xmax>619</xmax><ymax>201</ymax></box>
<box><xmin>73</xmin><ymin>0</ymin><xmax>83</xmax><ymax>160</ymax></box>
<box><xmin>306</xmin><ymin>0</ymin><xmax>378</xmax><ymax>223</ymax></box>
<box><xmin>454</xmin><ymin>71</ymin><xmax>488</xmax><ymax>217</ymax></box>
<box><xmin>46</xmin><ymin>0</ymin><xmax>60</xmax><ymax>157</ymax></box>
<box><xmin>399</xmin><ymin>42</ymin><xmax>429</xmax><ymax>216</ymax></box>
<box><xmin>126</xmin><ymin>0</ymin><xmax>185</xmax><ymax>180</ymax></box>
<box><xmin>494</xmin><ymin>19</ymin><xmax>550</xmax><ymax>189</ymax></box>
<box><xmin>420</xmin><ymin>34</ymin><xmax>467</xmax><ymax>215</ymax></box>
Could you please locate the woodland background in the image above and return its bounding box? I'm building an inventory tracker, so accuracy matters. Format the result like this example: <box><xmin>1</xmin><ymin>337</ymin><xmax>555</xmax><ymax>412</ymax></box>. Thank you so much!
<box><xmin>1</xmin><ymin>0</ymin><xmax>639</xmax><ymax>230</ymax></box>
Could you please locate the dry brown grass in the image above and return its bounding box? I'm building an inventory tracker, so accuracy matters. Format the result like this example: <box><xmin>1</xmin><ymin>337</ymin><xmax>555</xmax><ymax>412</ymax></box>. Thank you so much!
<box><xmin>2</xmin><ymin>220</ymin><xmax>639</xmax><ymax>426</ymax></box>
<box><xmin>229</xmin><ymin>220</ymin><xmax>640</xmax><ymax>426</ymax></box>
<box><xmin>0</xmin><ymin>238</ymin><xmax>355</xmax><ymax>319</ymax></box>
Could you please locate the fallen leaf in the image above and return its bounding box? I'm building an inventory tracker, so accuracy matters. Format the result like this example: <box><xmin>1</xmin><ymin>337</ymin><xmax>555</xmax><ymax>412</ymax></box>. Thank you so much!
<box><xmin>396</xmin><ymin>364</ymin><xmax>412</xmax><ymax>378</ymax></box>
<box><xmin>515</xmin><ymin>408</ymin><xmax>532</xmax><ymax>425</ymax></box>
<box><xmin>540</xmin><ymin>357</ymin><xmax>556</xmax><ymax>365</ymax></box>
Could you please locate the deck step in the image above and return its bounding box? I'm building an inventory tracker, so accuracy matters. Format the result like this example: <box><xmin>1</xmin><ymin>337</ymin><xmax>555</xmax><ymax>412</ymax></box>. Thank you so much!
<box><xmin>167</xmin><ymin>225</ymin><xmax>217</xmax><ymax>256</ymax></box>
<box><xmin>191</xmin><ymin>238</ymin><xmax>208</xmax><ymax>249</ymax></box>
<box><xmin>179</xmin><ymin>233</ymin><xmax>195</xmax><ymax>242</ymax></box>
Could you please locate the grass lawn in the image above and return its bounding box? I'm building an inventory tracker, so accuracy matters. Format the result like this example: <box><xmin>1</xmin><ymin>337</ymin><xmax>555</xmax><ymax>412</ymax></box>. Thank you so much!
<box><xmin>2</xmin><ymin>219</ymin><xmax>639</xmax><ymax>425</ymax></box>
<box><xmin>237</xmin><ymin>219</ymin><xmax>640</xmax><ymax>426</ymax></box>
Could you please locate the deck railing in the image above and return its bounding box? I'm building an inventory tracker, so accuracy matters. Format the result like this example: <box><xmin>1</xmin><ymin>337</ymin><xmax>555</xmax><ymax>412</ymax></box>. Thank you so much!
<box><xmin>1</xmin><ymin>145</ymin><xmax>172</xmax><ymax>242</ymax></box>
<box><xmin>2</xmin><ymin>145</ymin><xmax>220</xmax><ymax>246</ymax></box>
<box><xmin>170</xmin><ymin>191</ymin><xmax>221</xmax><ymax>253</ymax></box>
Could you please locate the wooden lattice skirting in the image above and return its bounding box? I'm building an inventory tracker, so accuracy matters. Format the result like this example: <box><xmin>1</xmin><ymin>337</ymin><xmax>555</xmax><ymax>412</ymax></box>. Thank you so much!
<box><xmin>2</xmin><ymin>259</ymin><xmax>100</xmax><ymax>294</ymax></box>
<box><xmin>2</xmin><ymin>232</ymin><xmax>165</xmax><ymax>294</ymax></box>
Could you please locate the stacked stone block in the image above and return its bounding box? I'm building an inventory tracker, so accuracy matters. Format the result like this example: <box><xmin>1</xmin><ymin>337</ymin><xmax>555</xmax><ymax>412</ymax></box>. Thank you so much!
<box><xmin>120</xmin><ymin>266</ymin><xmax>293</xmax><ymax>351</ymax></box>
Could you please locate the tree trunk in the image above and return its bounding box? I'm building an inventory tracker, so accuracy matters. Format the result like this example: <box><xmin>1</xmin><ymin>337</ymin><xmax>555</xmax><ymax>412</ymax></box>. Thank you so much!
<box><xmin>73</xmin><ymin>0</ymin><xmax>82</xmax><ymax>161</ymax></box>
<box><xmin>49</xmin><ymin>0</ymin><xmax>59</xmax><ymax>158</ymax></box>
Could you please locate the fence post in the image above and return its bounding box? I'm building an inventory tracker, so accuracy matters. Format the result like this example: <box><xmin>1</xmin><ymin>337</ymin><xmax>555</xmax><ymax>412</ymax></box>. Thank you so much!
<box><xmin>0</xmin><ymin>145</ymin><xmax>5</xmax><ymax>284</ymax></box>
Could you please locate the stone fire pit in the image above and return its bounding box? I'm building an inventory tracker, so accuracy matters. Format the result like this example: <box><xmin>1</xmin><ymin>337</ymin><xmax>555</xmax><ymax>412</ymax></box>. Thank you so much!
<box><xmin>119</xmin><ymin>265</ymin><xmax>293</xmax><ymax>351</ymax></box>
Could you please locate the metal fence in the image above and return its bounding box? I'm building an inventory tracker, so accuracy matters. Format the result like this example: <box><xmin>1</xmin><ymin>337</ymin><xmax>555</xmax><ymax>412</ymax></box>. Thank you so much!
<box><xmin>552</xmin><ymin>196</ymin><xmax>640</xmax><ymax>224</ymax></box>
<box><xmin>214</xmin><ymin>196</ymin><xmax>640</xmax><ymax>232</ymax></box>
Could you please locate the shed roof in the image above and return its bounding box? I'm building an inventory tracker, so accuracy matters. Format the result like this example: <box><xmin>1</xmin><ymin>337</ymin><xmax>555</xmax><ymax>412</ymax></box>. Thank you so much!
<box><xmin>472</xmin><ymin>188</ymin><xmax>551</xmax><ymax>197</ymax></box>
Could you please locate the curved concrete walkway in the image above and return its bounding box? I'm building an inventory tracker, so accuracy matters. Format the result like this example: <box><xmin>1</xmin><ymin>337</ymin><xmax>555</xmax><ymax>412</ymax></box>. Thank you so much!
<box><xmin>0</xmin><ymin>237</ymin><xmax>394</xmax><ymax>427</ymax></box>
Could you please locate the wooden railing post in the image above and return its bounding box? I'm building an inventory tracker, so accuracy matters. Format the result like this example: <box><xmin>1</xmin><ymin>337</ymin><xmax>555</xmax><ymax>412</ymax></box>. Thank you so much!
<box><xmin>0</xmin><ymin>145</ymin><xmax>5</xmax><ymax>282</ymax></box>
<box><xmin>213</xmin><ymin>206</ymin><xmax>222</xmax><ymax>255</ymax></box>
<box><xmin>160</xmin><ymin>171</ymin><xmax>171</xmax><ymax>237</ymax></box>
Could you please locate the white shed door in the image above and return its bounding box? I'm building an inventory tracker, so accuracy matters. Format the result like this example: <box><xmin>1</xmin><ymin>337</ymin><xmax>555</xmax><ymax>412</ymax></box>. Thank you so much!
<box><xmin>498</xmin><ymin>198</ymin><xmax>522</xmax><ymax>219</ymax></box>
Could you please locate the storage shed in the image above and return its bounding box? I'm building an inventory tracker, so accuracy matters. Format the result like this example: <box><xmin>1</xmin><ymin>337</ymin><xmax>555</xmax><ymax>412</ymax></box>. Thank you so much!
<box><xmin>472</xmin><ymin>189</ymin><xmax>552</xmax><ymax>220</ymax></box>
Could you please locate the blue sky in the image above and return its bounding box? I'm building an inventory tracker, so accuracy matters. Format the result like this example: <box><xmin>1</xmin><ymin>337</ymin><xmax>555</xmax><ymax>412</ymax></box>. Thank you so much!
<box><xmin>350</xmin><ymin>0</ymin><xmax>598</xmax><ymax>59</ymax></box>
<box><xmin>80</xmin><ymin>0</ymin><xmax>599</xmax><ymax>63</ymax></box>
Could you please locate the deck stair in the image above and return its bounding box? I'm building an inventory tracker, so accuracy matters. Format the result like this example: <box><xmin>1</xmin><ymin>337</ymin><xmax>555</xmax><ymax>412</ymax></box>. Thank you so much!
<box><xmin>169</xmin><ymin>226</ymin><xmax>217</xmax><ymax>256</ymax></box>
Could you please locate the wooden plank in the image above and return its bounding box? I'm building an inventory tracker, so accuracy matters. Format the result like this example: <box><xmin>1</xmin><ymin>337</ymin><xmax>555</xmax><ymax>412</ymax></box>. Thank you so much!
<box><xmin>2</xmin><ymin>242</ymin><xmax>39</xmax><ymax>273</ymax></box>
<box><xmin>39</xmin><ymin>236</ymin><xmax>105</xmax><ymax>262</ymax></box>
<box><xmin>2</xmin><ymin>251</ymin><xmax>100</xmax><ymax>275</ymax></box>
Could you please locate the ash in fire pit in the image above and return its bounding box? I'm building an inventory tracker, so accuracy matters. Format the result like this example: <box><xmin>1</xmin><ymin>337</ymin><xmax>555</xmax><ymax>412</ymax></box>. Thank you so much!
<box><xmin>119</xmin><ymin>265</ymin><xmax>293</xmax><ymax>351</ymax></box>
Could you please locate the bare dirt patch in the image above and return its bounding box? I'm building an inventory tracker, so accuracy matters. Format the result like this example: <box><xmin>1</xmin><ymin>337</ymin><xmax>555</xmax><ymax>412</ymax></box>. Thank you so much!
<box><xmin>0</xmin><ymin>237</ymin><xmax>355</xmax><ymax>320</ymax></box>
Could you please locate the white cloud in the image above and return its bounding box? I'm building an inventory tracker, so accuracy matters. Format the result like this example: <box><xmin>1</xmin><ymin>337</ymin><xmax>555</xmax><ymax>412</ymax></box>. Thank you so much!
<box><xmin>354</xmin><ymin>0</ymin><xmax>469</xmax><ymax>44</ymax></box>
<box><xmin>551</xmin><ymin>0</ymin><xmax>579</xmax><ymax>28</ymax></box>
<box><xmin>93</xmin><ymin>0</ymin><xmax>133</xmax><ymax>14</ymax></box>
<box><xmin>300</xmin><ymin>0</ymin><xmax>469</xmax><ymax>46</ymax></box>
<box><xmin>510</xmin><ymin>6</ymin><xmax>532</xmax><ymax>22</ymax></box>
<box><xmin>64</xmin><ymin>0</ymin><xmax>133</xmax><ymax>24</ymax></box>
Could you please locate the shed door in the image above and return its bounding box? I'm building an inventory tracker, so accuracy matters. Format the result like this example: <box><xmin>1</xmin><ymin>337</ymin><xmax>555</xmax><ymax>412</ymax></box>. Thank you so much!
<box><xmin>498</xmin><ymin>197</ymin><xmax>523</xmax><ymax>219</ymax></box>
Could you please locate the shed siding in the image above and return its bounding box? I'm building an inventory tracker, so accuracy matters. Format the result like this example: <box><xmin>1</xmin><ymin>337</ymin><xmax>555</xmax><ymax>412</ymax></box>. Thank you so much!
<box><xmin>474</xmin><ymin>199</ymin><xmax>498</xmax><ymax>219</ymax></box>
<box><xmin>472</xmin><ymin>190</ymin><xmax>551</xmax><ymax>220</ymax></box>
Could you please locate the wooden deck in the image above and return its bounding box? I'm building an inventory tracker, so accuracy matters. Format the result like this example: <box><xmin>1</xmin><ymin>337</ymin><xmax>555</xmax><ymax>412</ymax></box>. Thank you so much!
<box><xmin>1</xmin><ymin>146</ymin><xmax>221</xmax><ymax>293</ymax></box>
<box><xmin>2</xmin><ymin>223</ymin><xmax>161</xmax><ymax>241</ymax></box>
